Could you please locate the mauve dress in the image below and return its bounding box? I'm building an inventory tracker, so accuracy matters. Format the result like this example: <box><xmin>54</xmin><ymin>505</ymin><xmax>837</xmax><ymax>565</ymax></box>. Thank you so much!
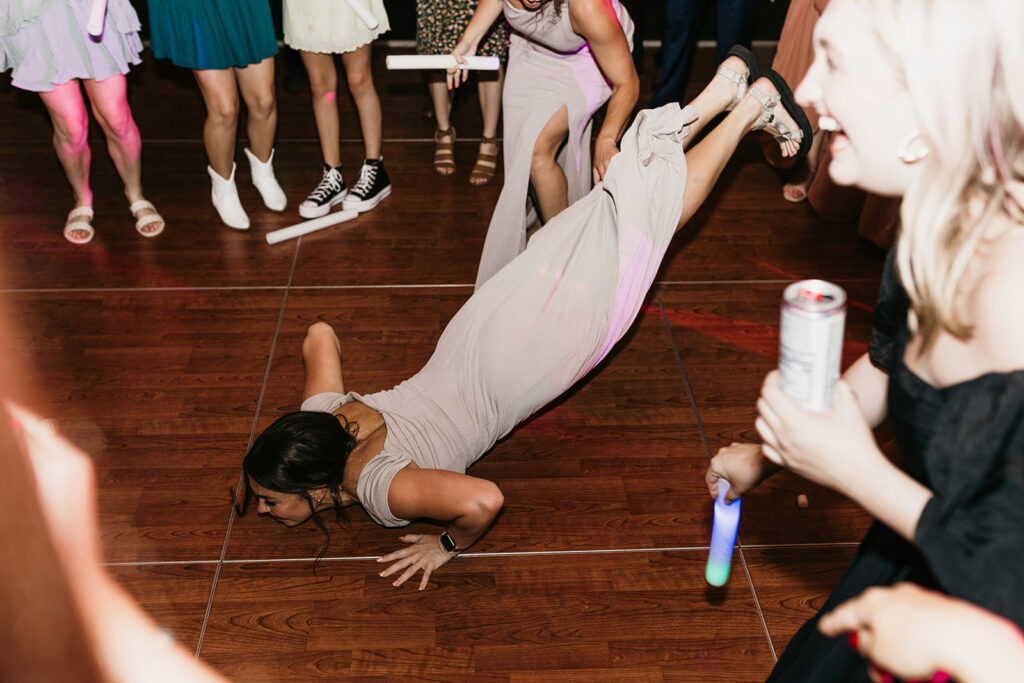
<box><xmin>302</xmin><ymin>104</ymin><xmax>695</xmax><ymax>528</ymax></box>
<box><xmin>474</xmin><ymin>0</ymin><xmax>634</xmax><ymax>288</ymax></box>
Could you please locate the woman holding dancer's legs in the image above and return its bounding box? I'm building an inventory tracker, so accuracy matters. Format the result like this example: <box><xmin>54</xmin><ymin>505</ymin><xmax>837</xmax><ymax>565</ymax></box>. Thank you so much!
<box><xmin>449</xmin><ymin>0</ymin><xmax>640</xmax><ymax>287</ymax></box>
<box><xmin>417</xmin><ymin>0</ymin><xmax>507</xmax><ymax>185</ymax></box>
<box><xmin>147</xmin><ymin>0</ymin><xmax>286</xmax><ymax>231</ymax></box>
<box><xmin>0</xmin><ymin>0</ymin><xmax>164</xmax><ymax>245</ymax></box>
<box><xmin>238</xmin><ymin>53</ymin><xmax>810</xmax><ymax>590</ymax></box>
<box><xmin>705</xmin><ymin>0</ymin><xmax>1024</xmax><ymax>679</ymax></box>
<box><xmin>286</xmin><ymin>0</ymin><xmax>393</xmax><ymax>218</ymax></box>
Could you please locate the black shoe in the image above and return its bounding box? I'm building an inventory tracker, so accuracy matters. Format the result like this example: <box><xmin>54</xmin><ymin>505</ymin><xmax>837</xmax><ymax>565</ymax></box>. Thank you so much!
<box><xmin>342</xmin><ymin>159</ymin><xmax>391</xmax><ymax>213</ymax></box>
<box><xmin>299</xmin><ymin>165</ymin><xmax>347</xmax><ymax>218</ymax></box>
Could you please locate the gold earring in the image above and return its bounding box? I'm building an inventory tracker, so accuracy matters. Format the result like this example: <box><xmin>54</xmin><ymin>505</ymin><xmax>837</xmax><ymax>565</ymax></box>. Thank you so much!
<box><xmin>897</xmin><ymin>131</ymin><xmax>929</xmax><ymax>164</ymax></box>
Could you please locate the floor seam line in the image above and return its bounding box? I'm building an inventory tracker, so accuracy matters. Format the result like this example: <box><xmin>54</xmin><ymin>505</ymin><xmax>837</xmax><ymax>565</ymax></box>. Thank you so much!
<box><xmin>194</xmin><ymin>236</ymin><xmax>302</xmax><ymax>659</ymax></box>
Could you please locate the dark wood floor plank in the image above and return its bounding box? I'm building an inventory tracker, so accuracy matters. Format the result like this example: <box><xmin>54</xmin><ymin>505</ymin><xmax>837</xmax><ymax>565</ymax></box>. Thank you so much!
<box><xmin>202</xmin><ymin>552</ymin><xmax>774</xmax><ymax>681</ymax></box>
<box><xmin>11</xmin><ymin>289</ymin><xmax>287</xmax><ymax>561</ymax></box>
<box><xmin>106</xmin><ymin>562</ymin><xmax>218</xmax><ymax>653</ymax></box>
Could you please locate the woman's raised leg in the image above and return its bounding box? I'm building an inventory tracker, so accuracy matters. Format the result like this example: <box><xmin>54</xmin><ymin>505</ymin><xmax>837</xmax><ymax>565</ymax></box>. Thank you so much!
<box><xmin>675</xmin><ymin>74</ymin><xmax>801</xmax><ymax>231</ymax></box>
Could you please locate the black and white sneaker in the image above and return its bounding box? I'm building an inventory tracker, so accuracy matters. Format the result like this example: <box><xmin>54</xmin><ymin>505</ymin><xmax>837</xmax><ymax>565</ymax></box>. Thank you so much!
<box><xmin>298</xmin><ymin>165</ymin><xmax>347</xmax><ymax>219</ymax></box>
<box><xmin>342</xmin><ymin>159</ymin><xmax>391</xmax><ymax>213</ymax></box>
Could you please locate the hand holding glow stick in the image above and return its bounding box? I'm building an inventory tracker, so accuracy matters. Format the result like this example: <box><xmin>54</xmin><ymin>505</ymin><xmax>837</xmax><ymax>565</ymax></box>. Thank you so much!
<box><xmin>87</xmin><ymin>0</ymin><xmax>107</xmax><ymax>37</ymax></box>
<box><xmin>343</xmin><ymin>0</ymin><xmax>379</xmax><ymax>30</ymax></box>
<box><xmin>265</xmin><ymin>210</ymin><xmax>359</xmax><ymax>245</ymax></box>
<box><xmin>706</xmin><ymin>481</ymin><xmax>741</xmax><ymax>587</ymax></box>
<box><xmin>385</xmin><ymin>55</ymin><xmax>501</xmax><ymax>71</ymax></box>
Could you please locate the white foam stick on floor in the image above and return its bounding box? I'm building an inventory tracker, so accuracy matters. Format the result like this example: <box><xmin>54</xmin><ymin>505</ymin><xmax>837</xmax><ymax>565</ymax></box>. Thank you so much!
<box><xmin>343</xmin><ymin>0</ymin><xmax>379</xmax><ymax>30</ymax></box>
<box><xmin>385</xmin><ymin>55</ymin><xmax>501</xmax><ymax>71</ymax></box>
<box><xmin>265</xmin><ymin>210</ymin><xmax>359</xmax><ymax>245</ymax></box>
<box><xmin>87</xmin><ymin>0</ymin><xmax>107</xmax><ymax>37</ymax></box>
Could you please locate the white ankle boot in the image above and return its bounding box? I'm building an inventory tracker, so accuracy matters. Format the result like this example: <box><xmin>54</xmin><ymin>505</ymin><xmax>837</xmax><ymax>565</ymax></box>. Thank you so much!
<box><xmin>208</xmin><ymin>164</ymin><xmax>250</xmax><ymax>230</ymax></box>
<box><xmin>245</xmin><ymin>147</ymin><xmax>287</xmax><ymax>211</ymax></box>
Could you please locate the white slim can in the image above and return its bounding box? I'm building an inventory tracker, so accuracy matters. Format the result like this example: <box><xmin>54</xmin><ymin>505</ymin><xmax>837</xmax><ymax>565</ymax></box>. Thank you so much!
<box><xmin>779</xmin><ymin>279</ymin><xmax>847</xmax><ymax>411</ymax></box>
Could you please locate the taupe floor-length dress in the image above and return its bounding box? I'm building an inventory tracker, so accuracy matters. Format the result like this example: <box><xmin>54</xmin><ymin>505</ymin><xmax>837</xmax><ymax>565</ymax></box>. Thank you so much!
<box><xmin>474</xmin><ymin>0</ymin><xmax>634</xmax><ymax>288</ymax></box>
<box><xmin>302</xmin><ymin>104</ymin><xmax>695</xmax><ymax>527</ymax></box>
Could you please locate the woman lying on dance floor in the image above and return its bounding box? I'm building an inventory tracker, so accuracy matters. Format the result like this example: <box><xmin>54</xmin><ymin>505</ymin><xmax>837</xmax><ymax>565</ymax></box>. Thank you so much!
<box><xmin>239</xmin><ymin>53</ymin><xmax>810</xmax><ymax>589</ymax></box>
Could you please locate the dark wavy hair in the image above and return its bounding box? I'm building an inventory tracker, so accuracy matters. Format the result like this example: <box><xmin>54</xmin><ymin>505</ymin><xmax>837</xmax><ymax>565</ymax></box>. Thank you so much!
<box><xmin>237</xmin><ymin>411</ymin><xmax>359</xmax><ymax>560</ymax></box>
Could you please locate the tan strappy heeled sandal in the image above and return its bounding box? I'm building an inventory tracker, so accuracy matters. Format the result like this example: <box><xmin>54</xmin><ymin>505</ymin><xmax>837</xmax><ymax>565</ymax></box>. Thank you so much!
<box><xmin>433</xmin><ymin>126</ymin><xmax>456</xmax><ymax>176</ymax></box>
<box><xmin>469</xmin><ymin>136</ymin><xmax>499</xmax><ymax>186</ymax></box>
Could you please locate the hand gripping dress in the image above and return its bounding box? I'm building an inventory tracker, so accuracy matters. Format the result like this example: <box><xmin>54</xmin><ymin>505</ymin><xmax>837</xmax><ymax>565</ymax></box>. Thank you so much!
<box><xmin>767</xmin><ymin>251</ymin><xmax>1024</xmax><ymax>682</ymax></box>
<box><xmin>302</xmin><ymin>103</ymin><xmax>696</xmax><ymax>527</ymax></box>
<box><xmin>473</xmin><ymin>0</ymin><xmax>634</xmax><ymax>288</ymax></box>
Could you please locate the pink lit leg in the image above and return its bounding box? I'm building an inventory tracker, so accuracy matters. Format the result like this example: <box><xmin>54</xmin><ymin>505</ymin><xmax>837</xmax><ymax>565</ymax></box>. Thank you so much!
<box><xmin>82</xmin><ymin>74</ymin><xmax>143</xmax><ymax>203</ymax></box>
<box><xmin>38</xmin><ymin>80</ymin><xmax>93</xmax><ymax>210</ymax></box>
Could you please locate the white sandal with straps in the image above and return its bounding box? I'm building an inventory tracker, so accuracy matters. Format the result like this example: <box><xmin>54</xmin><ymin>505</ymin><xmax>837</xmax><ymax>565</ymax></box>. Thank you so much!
<box><xmin>716</xmin><ymin>62</ymin><xmax>749</xmax><ymax>112</ymax></box>
<box><xmin>63</xmin><ymin>206</ymin><xmax>95</xmax><ymax>245</ymax></box>
<box><xmin>747</xmin><ymin>82</ymin><xmax>805</xmax><ymax>150</ymax></box>
<box><xmin>130</xmin><ymin>199</ymin><xmax>165</xmax><ymax>238</ymax></box>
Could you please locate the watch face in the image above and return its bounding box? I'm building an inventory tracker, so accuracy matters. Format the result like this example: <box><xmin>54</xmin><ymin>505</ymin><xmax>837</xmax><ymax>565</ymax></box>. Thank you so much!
<box><xmin>441</xmin><ymin>531</ymin><xmax>457</xmax><ymax>552</ymax></box>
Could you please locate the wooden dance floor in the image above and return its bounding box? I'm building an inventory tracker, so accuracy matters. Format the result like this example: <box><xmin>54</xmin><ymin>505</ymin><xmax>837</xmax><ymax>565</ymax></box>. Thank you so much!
<box><xmin>1</xmin><ymin>46</ymin><xmax>885</xmax><ymax>681</ymax></box>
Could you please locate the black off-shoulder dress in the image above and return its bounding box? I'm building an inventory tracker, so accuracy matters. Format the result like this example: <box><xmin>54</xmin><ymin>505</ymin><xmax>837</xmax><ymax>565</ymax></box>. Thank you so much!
<box><xmin>768</xmin><ymin>253</ymin><xmax>1024</xmax><ymax>682</ymax></box>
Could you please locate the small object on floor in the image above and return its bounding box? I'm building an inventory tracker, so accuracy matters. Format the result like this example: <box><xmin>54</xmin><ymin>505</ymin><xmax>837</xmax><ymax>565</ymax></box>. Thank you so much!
<box><xmin>265</xmin><ymin>209</ymin><xmax>359</xmax><ymax>245</ymax></box>
<box><xmin>299</xmin><ymin>165</ymin><xmax>348</xmax><ymax>219</ymax></box>
<box><xmin>343</xmin><ymin>0</ymin><xmax>378</xmax><ymax>29</ymax></box>
<box><xmin>470</xmin><ymin>136</ymin><xmax>499</xmax><ymax>186</ymax></box>
<box><xmin>63</xmin><ymin>206</ymin><xmax>95</xmax><ymax>244</ymax></box>
<box><xmin>706</xmin><ymin>481</ymin><xmax>742</xmax><ymax>587</ymax></box>
<box><xmin>385</xmin><ymin>55</ymin><xmax>501</xmax><ymax>71</ymax></box>
<box><xmin>342</xmin><ymin>158</ymin><xmax>391</xmax><ymax>212</ymax></box>
<box><xmin>130</xmin><ymin>199</ymin><xmax>165</xmax><ymax>237</ymax></box>
<box><xmin>797</xmin><ymin>494</ymin><xmax>809</xmax><ymax>509</ymax></box>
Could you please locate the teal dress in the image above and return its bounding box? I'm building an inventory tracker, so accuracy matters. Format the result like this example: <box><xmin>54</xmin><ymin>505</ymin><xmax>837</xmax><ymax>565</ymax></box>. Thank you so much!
<box><xmin>147</xmin><ymin>0</ymin><xmax>277</xmax><ymax>70</ymax></box>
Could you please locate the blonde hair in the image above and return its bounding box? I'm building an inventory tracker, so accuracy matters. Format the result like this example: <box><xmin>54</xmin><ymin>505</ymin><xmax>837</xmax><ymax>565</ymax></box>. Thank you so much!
<box><xmin>859</xmin><ymin>0</ymin><xmax>1024</xmax><ymax>348</ymax></box>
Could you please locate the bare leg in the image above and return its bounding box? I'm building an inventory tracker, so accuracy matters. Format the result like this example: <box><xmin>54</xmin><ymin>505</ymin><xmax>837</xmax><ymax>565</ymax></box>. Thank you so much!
<box><xmin>471</xmin><ymin>67</ymin><xmax>504</xmax><ymax>186</ymax></box>
<box><xmin>675</xmin><ymin>75</ymin><xmax>785</xmax><ymax>231</ymax></box>
<box><xmin>428</xmin><ymin>74</ymin><xmax>455</xmax><ymax>175</ymax></box>
<box><xmin>39</xmin><ymin>81</ymin><xmax>92</xmax><ymax>209</ymax></box>
<box><xmin>339</xmin><ymin>44</ymin><xmax>382</xmax><ymax>160</ymax></box>
<box><xmin>530</xmin><ymin>106</ymin><xmax>570</xmax><ymax>222</ymax></box>
<box><xmin>301</xmin><ymin>51</ymin><xmax>341</xmax><ymax>167</ymax></box>
<box><xmin>193</xmin><ymin>68</ymin><xmax>240</xmax><ymax>177</ymax></box>
<box><xmin>82</xmin><ymin>75</ymin><xmax>163</xmax><ymax>234</ymax></box>
<box><xmin>302</xmin><ymin>322</ymin><xmax>345</xmax><ymax>400</ymax></box>
<box><xmin>235</xmin><ymin>57</ymin><xmax>278</xmax><ymax>162</ymax></box>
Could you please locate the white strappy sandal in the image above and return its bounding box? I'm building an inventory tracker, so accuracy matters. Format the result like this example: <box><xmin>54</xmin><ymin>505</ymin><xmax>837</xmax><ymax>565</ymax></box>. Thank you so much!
<box><xmin>130</xmin><ymin>199</ymin><xmax>165</xmax><ymax>238</ymax></box>
<box><xmin>63</xmin><ymin>206</ymin><xmax>95</xmax><ymax>245</ymax></box>
<box><xmin>747</xmin><ymin>70</ymin><xmax>812</xmax><ymax>161</ymax></box>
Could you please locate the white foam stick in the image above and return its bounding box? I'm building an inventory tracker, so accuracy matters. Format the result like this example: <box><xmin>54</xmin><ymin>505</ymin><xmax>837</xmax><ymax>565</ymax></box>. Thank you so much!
<box><xmin>385</xmin><ymin>55</ymin><xmax>501</xmax><ymax>71</ymax></box>
<box><xmin>87</xmin><ymin>0</ymin><xmax>107</xmax><ymax>37</ymax></box>
<box><xmin>265</xmin><ymin>210</ymin><xmax>359</xmax><ymax>245</ymax></box>
<box><xmin>343</xmin><ymin>0</ymin><xmax>379</xmax><ymax>30</ymax></box>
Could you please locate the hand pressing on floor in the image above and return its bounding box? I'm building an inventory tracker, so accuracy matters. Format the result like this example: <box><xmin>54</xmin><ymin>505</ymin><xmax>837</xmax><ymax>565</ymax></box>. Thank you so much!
<box><xmin>378</xmin><ymin>534</ymin><xmax>459</xmax><ymax>590</ymax></box>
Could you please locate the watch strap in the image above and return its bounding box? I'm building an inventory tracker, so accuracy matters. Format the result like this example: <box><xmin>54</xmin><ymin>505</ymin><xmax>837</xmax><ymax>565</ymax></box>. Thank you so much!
<box><xmin>439</xmin><ymin>530</ymin><xmax>461</xmax><ymax>553</ymax></box>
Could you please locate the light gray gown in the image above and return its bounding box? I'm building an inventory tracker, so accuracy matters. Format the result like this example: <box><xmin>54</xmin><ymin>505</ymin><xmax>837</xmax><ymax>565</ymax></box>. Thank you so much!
<box><xmin>473</xmin><ymin>0</ymin><xmax>634</xmax><ymax>288</ymax></box>
<box><xmin>302</xmin><ymin>104</ymin><xmax>696</xmax><ymax>527</ymax></box>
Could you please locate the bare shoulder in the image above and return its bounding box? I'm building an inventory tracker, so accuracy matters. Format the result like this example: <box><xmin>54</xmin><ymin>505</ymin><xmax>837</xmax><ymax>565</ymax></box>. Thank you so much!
<box><xmin>969</xmin><ymin>223</ymin><xmax>1024</xmax><ymax>370</ymax></box>
<box><xmin>569</xmin><ymin>0</ymin><xmax>619</xmax><ymax>34</ymax></box>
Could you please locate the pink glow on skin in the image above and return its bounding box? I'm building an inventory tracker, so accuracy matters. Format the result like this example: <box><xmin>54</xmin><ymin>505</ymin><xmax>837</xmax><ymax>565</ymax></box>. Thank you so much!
<box><xmin>323</xmin><ymin>91</ymin><xmax>336</xmax><ymax>104</ymax></box>
<box><xmin>350</xmin><ymin>72</ymin><xmax>363</xmax><ymax>85</ymax></box>
<box><xmin>641</xmin><ymin>305</ymin><xmax>869</xmax><ymax>367</ymax></box>
<box><xmin>742</xmin><ymin>256</ymin><xmax>874</xmax><ymax>313</ymax></box>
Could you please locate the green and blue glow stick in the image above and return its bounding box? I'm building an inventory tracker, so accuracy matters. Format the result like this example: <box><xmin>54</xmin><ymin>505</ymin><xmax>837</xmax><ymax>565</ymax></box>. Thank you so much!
<box><xmin>705</xmin><ymin>481</ymin><xmax>741</xmax><ymax>587</ymax></box>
